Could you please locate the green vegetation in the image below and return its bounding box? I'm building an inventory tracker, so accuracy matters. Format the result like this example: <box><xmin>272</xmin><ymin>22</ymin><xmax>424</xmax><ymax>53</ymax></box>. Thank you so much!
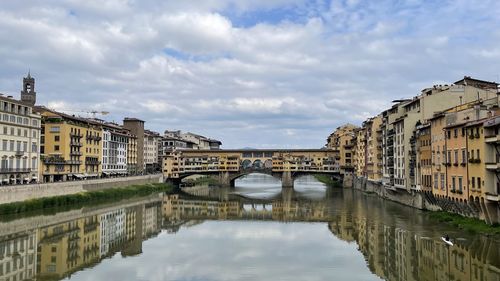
<box><xmin>0</xmin><ymin>183</ymin><xmax>173</xmax><ymax>216</ymax></box>
<box><xmin>429</xmin><ymin>211</ymin><xmax>500</xmax><ymax>235</ymax></box>
<box><xmin>314</xmin><ymin>174</ymin><xmax>342</xmax><ymax>188</ymax></box>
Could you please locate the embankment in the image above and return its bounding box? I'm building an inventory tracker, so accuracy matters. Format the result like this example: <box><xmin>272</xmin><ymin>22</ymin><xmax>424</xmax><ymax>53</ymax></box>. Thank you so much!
<box><xmin>0</xmin><ymin>174</ymin><xmax>164</xmax><ymax>205</ymax></box>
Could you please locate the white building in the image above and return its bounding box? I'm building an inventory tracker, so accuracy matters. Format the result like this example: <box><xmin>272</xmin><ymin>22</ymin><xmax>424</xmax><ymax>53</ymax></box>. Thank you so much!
<box><xmin>144</xmin><ymin>130</ymin><xmax>160</xmax><ymax>173</ymax></box>
<box><xmin>99</xmin><ymin>208</ymin><xmax>126</xmax><ymax>257</ymax></box>
<box><xmin>101</xmin><ymin>122</ymin><xmax>130</xmax><ymax>176</ymax></box>
<box><xmin>0</xmin><ymin>76</ymin><xmax>41</xmax><ymax>185</ymax></box>
<box><xmin>0</xmin><ymin>230</ymin><xmax>38</xmax><ymax>281</ymax></box>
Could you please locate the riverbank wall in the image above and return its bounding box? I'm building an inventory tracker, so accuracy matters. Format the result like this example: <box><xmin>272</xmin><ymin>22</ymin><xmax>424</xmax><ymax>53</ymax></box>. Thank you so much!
<box><xmin>0</xmin><ymin>174</ymin><xmax>164</xmax><ymax>205</ymax></box>
<box><xmin>350</xmin><ymin>176</ymin><xmax>497</xmax><ymax>224</ymax></box>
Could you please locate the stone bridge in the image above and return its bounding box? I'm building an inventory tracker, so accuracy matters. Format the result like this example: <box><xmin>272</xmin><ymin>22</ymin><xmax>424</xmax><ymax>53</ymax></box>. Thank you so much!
<box><xmin>162</xmin><ymin>149</ymin><xmax>341</xmax><ymax>187</ymax></box>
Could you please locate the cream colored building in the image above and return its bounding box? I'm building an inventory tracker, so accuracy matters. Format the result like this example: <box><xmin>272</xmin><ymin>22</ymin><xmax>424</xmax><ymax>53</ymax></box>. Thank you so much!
<box><xmin>0</xmin><ymin>95</ymin><xmax>41</xmax><ymax>184</ymax></box>
<box><xmin>353</xmin><ymin>127</ymin><xmax>366</xmax><ymax>178</ymax></box>
<box><xmin>144</xmin><ymin>130</ymin><xmax>160</xmax><ymax>173</ymax></box>
<box><xmin>365</xmin><ymin>116</ymin><xmax>383</xmax><ymax>182</ymax></box>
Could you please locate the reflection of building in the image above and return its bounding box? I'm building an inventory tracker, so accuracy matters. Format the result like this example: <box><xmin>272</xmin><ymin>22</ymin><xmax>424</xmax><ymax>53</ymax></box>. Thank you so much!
<box><xmin>142</xmin><ymin>203</ymin><xmax>161</xmax><ymax>238</ymax></box>
<box><xmin>37</xmin><ymin>218</ymin><xmax>98</xmax><ymax>279</ymax></box>
<box><xmin>99</xmin><ymin>209</ymin><xmax>125</xmax><ymax>257</ymax></box>
<box><xmin>0</xmin><ymin>230</ymin><xmax>38</xmax><ymax>281</ymax></box>
<box><xmin>122</xmin><ymin>205</ymin><xmax>143</xmax><ymax>257</ymax></box>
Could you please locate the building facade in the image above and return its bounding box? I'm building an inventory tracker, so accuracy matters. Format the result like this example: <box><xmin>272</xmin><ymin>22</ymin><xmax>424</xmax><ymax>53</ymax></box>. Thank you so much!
<box><xmin>144</xmin><ymin>130</ymin><xmax>160</xmax><ymax>173</ymax></box>
<box><xmin>37</xmin><ymin>108</ymin><xmax>102</xmax><ymax>182</ymax></box>
<box><xmin>102</xmin><ymin>122</ymin><xmax>131</xmax><ymax>176</ymax></box>
<box><xmin>0</xmin><ymin>76</ymin><xmax>41</xmax><ymax>185</ymax></box>
<box><xmin>123</xmin><ymin>118</ymin><xmax>145</xmax><ymax>174</ymax></box>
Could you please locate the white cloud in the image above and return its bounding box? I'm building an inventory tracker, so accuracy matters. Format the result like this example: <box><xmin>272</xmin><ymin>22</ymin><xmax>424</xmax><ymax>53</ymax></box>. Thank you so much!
<box><xmin>1</xmin><ymin>0</ymin><xmax>500</xmax><ymax>148</ymax></box>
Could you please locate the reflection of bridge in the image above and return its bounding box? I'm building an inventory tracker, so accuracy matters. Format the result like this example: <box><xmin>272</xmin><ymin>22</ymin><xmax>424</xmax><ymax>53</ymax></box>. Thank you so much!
<box><xmin>163</xmin><ymin>187</ymin><xmax>332</xmax><ymax>222</ymax></box>
<box><xmin>162</xmin><ymin>149</ymin><xmax>340</xmax><ymax>187</ymax></box>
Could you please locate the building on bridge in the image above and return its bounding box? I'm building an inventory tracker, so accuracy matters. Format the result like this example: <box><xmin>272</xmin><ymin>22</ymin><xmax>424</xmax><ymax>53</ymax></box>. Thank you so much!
<box><xmin>162</xmin><ymin>149</ymin><xmax>340</xmax><ymax>187</ymax></box>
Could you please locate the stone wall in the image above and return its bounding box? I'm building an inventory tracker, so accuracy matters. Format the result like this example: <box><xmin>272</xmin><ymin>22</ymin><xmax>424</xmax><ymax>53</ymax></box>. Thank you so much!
<box><xmin>352</xmin><ymin>177</ymin><xmax>424</xmax><ymax>210</ymax></box>
<box><xmin>349</xmin><ymin>176</ymin><xmax>490</xmax><ymax>222</ymax></box>
<box><xmin>0</xmin><ymin>174</ymin><xmax>163</xmax><ymax>205</ymax></box>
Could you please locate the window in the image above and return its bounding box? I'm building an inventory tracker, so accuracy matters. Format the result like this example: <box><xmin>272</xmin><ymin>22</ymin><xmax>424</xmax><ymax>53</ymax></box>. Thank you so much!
<box><xmin>441</xmin><ymin>173</ymin><xmax>445</xmax><ymax>190</ymax></box>
<box><xmin>452</xmin><ymin>176</ymin><xmax>456</xmax><ymax>190</ymax></box>
<box><xmin>454</xmin><ymin>129</ymin><xmax>458</xmax><ymax>138</ymax></box>
<box><xmin>447</xmin><ymin>131</ymin><xmax>451</xmax><ymax>139</ymax></box>
<box><xmin>478</xmin><ymin>177</ymin><xmax>481</xmax><ymax>189</ymax></box>
<box><xmin>2</xmin><ymin>127</ymin><xmax>5</xmax><ymax>135</ymax></box>
<box><xmin>54</xmin><ymin>145</ymin><xmax>59</xmax><ymax>151</ymax></box>
<box><xmin>434</xmin><ymin>173</ymin><xmax>438</xmax><ymax>189</ymax></box>
<box><xmin>476</xmin><ymin>149</ymin><xmax>480</xmax><ymax>160</ymax></box>
<box><xmin>54</xmin><ymin>135</ymin><xmax>60</xmax><ymax>142</ymax></box>
<box><xmin>9</xmin><ymin>140</ymin><xmax>14</xmax><ymax>151</ymax></box>
<box><xmin>458</xmin><ymin>177</ymin><xmax>463</xmax><ymax>191</ymax></box>
<box><xmin>49</xmin><ymin>126</ymin><xmax>60</xmax><ymax>133</ymax></box>
<box><xmin>454</xmin><ymin>150</ymin><xmax>458</xmax><ymax>164</ymax></box>
<box><xmin>471</xmin><ymin>177</ymin><xmax>475</xmax><ymax>188</ymax></box>
<box><xmin>1</xmin><ymin>140</ymin><xmax>6</xmax><ymax>151</ymax></box>
<box><xmin>462</xmin><ymin>149</ymin><xmax>466</xmax><ymax>163</ymax></box>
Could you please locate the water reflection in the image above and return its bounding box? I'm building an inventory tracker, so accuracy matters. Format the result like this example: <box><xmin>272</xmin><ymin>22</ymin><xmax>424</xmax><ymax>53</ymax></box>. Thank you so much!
<box><xmin>0</xmin><ymin>178</ymin><xmax>499</xmax><ymax>281</ymax></box>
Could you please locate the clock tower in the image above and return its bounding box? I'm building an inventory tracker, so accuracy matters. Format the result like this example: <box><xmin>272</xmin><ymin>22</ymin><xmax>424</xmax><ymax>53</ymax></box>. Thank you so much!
<box><xmin>21</xmin><ymin>71</ymin><xmax>36</xmax><ymax>105</ymax></box>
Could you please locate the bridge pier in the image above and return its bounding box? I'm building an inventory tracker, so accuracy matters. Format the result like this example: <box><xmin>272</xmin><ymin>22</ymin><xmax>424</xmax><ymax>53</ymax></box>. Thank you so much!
<box><xmin>282</xmin><ymin>171</ymin><xmax>294</xmax><ymax>188</ymax></box>
<box><xmin>218</xmin><ymin>171</ymin><xmax>231</xmax><ymax>187</ymax></box>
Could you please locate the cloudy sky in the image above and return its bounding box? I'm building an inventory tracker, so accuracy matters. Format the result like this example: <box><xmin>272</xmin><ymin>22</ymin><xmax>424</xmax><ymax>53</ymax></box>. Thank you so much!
<box><xmin>1</xmin><ymin>0</ymin><xmax>500</xmax><ymax>148</ymax></box>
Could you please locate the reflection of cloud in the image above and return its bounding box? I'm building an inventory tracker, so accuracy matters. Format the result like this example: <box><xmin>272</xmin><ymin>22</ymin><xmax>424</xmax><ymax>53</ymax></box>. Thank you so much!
<box><xmin>65</xmin><ymin>221</ymin><xmax>376</xmax><ymax>281</ymax></box>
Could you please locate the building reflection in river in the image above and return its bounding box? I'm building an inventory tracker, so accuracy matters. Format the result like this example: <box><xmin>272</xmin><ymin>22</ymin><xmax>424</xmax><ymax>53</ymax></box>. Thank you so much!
<box><xmin>0</xmin><ymin>187</ymin><xmax>499</xmax><ymax>281</ymax></box>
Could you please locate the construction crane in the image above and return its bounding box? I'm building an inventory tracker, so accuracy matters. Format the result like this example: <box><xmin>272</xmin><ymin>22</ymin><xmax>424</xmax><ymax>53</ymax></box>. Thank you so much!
<box><xmin>57</xmin><ymin>109</ymin><xmax>110</xmax><ymax>118</ymax></box>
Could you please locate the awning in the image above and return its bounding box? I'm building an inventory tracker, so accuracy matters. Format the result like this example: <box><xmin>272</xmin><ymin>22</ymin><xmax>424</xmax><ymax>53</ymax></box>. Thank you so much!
<box><xmin>102</xmin><ymin>172</ymin><xmax>109</xmax><ymax>175</ymax></box>
<box><xmin>2</xmin><ymin>179</ymin><xmax>9</xmax><ymax>182</ymax></box>
<box><xmin>24</xmin><ymin>178</ymin><xmax>29</xmax><ymax>181</ymax></box>
<box><xmin>74</xmin><ymin>174</ymin><xmax>84</xmax><ymax>178</ymax></box>
<box><xmin>32</xmin><ymin>177</ymin><xmax>38</xmax><ymax>180</ymax></box>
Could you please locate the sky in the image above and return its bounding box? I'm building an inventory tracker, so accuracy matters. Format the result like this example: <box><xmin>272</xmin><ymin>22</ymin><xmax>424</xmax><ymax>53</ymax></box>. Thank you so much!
<box><xmin>1</xmin><ymin>0</ymin><xmax>500</xmax><ymax>149</ymax></box>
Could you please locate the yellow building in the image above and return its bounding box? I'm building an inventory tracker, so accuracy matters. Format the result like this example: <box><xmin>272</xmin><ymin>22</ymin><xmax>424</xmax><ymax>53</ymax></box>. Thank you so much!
<box><xmin>430</xmin><ymin>112</ymin><xmax>447</xmax><ymax>198</ymax></box>
<box><xmin>326</xmin><ymin>124</ymin><xmax>357</xmax><ymax>175</ymax></box>
<box><xmin>35</xmin><ymin>107</ymin><xmax>103</xmax><ymax>182</ymax></box>
<box><xmin>127</xmin><ymin>134</ymin><xmax>138</xmax><ymax>175</ymax></box>
<box><xmin>466</xmin><ymin>119</ymin><xmax>487</xmax><ymax>204</ymax></box>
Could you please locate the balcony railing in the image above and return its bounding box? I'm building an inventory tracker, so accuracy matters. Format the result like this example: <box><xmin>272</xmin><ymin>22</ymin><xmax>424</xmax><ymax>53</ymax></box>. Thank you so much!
<box><xmin>70</xmin><ymin>132</ymin><xmax>83</xmax><ymax>138</ymax></box>
<box><xmin>15</xmin><ymin>151</ymin><xmax>24</xmax><ymax>157</ymax></box>
<box><xmin>70</xmin><ymin>151</ymin><xmax>82</xmax><ymax>156</ymax></box>
<box><xmin>70</xmin><ymin>141</ymin><xmax>83</xmax><ymax>147</ymax></box>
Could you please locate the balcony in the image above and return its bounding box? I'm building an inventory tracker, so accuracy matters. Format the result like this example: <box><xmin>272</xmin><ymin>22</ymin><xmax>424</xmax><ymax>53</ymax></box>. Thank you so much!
<box><xmin>485</xmin><ymin>193</ymin><xmax>499</xmax><ymax>202</ymax></box>
<box><xmin>70</xmin><ymin>151</ymin><xmax>82</xmax><ymax>156</ymax></box>
<box><xmin>0</xmin><ymin>168</ymin><xmax>31</xmax><ymax>174</ymax></box>
<box><xmin>15</xmin><ymin>150</ymin><xmax>24</xmax><ymax>157</ymax></box>
<box><xmin>70</xmin><ymin>132</ymin><xmax>83</xmax><ymax>138</ymax></box>
<box><xmin>43</xmin><ymin>156</ymin><xmax>66</xmax><ymax>164</ymax></box>
<box><xmin>86</xmin><ymin>135</ymin><xmax>102</xmax><ymax>141</ymax></box>
<box><xmin>485</xmin><ymin>162</ymin><xmax>500</xmax><ymax>171</ymax></box>
<box><xmin>70</xmin><ymin>141</ymin><xmax>83</xmax><ymax>147</ymax></box>
<box><xmin>468</xmin><ymin>158</ymin><xmax>481</xmax><ymax>164</ymax></box>
<box><xmin>67</xmin><ymin>160</ymin><xmax>82</xmax><ymax>165</ymax></box>
<box><xmin>485</xmin><ymin>134</ymin><xmax>500</xmax><ymax>143</ymax></box>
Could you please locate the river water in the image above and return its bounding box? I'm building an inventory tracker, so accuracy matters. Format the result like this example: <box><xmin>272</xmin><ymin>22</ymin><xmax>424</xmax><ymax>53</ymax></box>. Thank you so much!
<box><xmin>0</xmin><ymin>174</ymin><xmax>499</xmax><ymax>281</ymax></box>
